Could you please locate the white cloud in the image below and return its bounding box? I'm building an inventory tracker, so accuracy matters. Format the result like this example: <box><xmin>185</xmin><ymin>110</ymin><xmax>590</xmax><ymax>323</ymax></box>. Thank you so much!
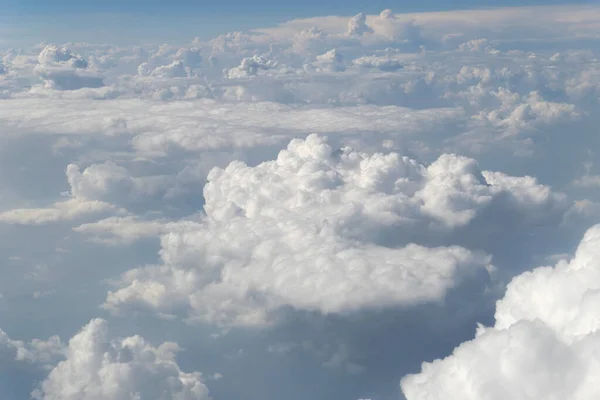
<box><xmin>35</xmin><ymin>45</ymin><xmax>104</xmax><ymax>90</ymax></box>
<box><xmin>0</xmin><ymin>328</ymin><xmax>63</xmax><ymax>367</ymax></box>
<box><xmin>73</xmin><ymin>216</ymin><xmax>200</xmax><ymax>245</ymax></box>
<box><xmin>347</xmin><ymin>13</ymin><xmax>374</xmax><ymax>37</ymax></box>
<box><xmin>66</xmin><ymin>162</ymin><xmax>172</xmax><ymax>204</ymax></box>
<box><xmin>401</xmin><ymin>224</ymin><xmax>600</xmax><ymax>400</ymax></box>
<box><xmin>103</xmin><ymin>134</ymin><xmax>567</xmax><ymax>327</ymax></box>
<box><xmin>458</xmin><ymin>38</ymin><xmax>498</xmax><ymax>54</ymax></box>
<box><xmin>0</xmin><ymin>197</ymin><xmax>117</xmax><ymax>225</ymax></box>
<box><xmin>227</xmin><ymin>55</ymin><xmax>278</xmax><ymax>79</ymax></box>
<box><xmin>353</xmin><ymin>54</ymin><xmax>403</xmax><ymax>71</ymax></box>
<box><xmin>33</xmin><ymin>318</ymin><xmax>209</xmax><ymax>400</ymax></box>
<box><xmin>0</xmin><ymin>162</ymin><xmax>127</xmax><ymax>225</ymax></box>
<box><xmin>311</xmin><ymin>49</ymin><xmax>345</xmax><ymax>72</ymax></box>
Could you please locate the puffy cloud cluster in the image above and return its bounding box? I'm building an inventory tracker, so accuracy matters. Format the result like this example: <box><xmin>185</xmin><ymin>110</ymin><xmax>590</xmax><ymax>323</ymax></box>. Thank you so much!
<box><xmin>34</xmin><ymin>319</ymin><xmax>209</xmax><ymax>400</ymax></box>
<box><xmin>353</xmin><ymin>54</ymin><xmax>403</xmax><ymax>71</ymax></box>
<box><xmin>35</xmin><ymin>45</ymin><xmax>104</xmax><ymax>90</ymax></box>
<box><xmin>311</xmin><ymin>49</ymin><xmax>345</xmax><ymax>72</ymax></box>
<box><xmin>227</xmin><ymin>55</ymin><xmax>278</xmax><ymax>79</ymax></box>
<box><xmin>0</xmin><ymin>319</ymin><xmax>210</xmax><ymax>400</ymax></box>
<box><xmin>0</xmin><ymin>327</ymin><xmax>63</xmax><ymax>399</ymax></box>
<box><xmin>0</xmin><ymin>327</ymin><xmax>63</xmax><ymax>367</ymax></box>
<box><xmin>401</xmin><ymin>224</ymin><xmax>600</xmax><ymax>400</ymax></box>
<box><xmin>0</xmin><ymin>163</ymin><xmax>125</xmax><ymax>225</ymax></box>
<box><xmin>103</xmin><ymin>134</ymin><xmax>566</xmax><ymax>326</ymax></box>
<box><xmin>139</xmin><ymin>60</ymin><xmax>188</xmax><ymax>78</ymax></box>
<box><xmin>347</xmin><ymin>13</ymin><xmax>374</xmax><ymax>37</ymax></box>
<box><xmin>137</xmin><ymin>48</ymin><xmax>202</xmax><ymax>78</ymax></box>
<box><xmin>458</xmin><ymin>38</ymin><xmax>498</xmax><ymax>54</ymax></box>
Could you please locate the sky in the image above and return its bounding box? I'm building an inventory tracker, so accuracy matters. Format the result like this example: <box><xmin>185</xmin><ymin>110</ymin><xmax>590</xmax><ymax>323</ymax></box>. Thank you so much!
<box><xmin>1</xmin><ymin>0</ymin><xmax>597</xmax><ymax>47</ymax></box>
<box><xmin>2</xmin><ymin>2</ymin><xmax>600</xmax><ymax>400</ymax></box>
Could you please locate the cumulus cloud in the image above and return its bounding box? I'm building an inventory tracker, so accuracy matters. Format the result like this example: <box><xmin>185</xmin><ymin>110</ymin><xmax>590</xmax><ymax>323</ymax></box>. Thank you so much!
<box><xmin>401</xmin><ymin>224</ymin><xmax>600</xmax><ymax>400</ymax></box>
<box><xmin>311</xmin><ymin>49</ymin><xmax>345</xmax><ymax>72</ymax></box>
<box><xmin>227</xmin><ymin>55</ymin><xmax>277</xmax><ymax>79</ymax></box>
<box><xmin>458</xmin><ymin>38</ymin><xmax>498</xmax><ymax>54</ymax></box>
<box><xmin>102</xmin><ymin>134</ymin><xmax>567</xmax><ymax>327</ymax></box>
<box><xmin>0</xmin><ymin>163</ymin><xmax>125</xmax><ymax>225</ymax></box>
<box><xmin>139</xmin><ymin>60</ymin><xmax>189</xmax><ymax>78</ymax></box>
<box><xmin>33</xmin><ymin>318</ymin><xmax>209</xmax><ymax>400</ymax></box>
<box><xmin>0</xmin><ymin>328</ymin><xmax>63</xmax><ymax>367</ymax></box>
<box><xmin>35</xmin><ymin>45</ymin><xmax>104</xmax><ymax>90</ymax></box>
<box><xmin>66</xmin><ymin>162</ymin><xmax>172</xmax><ymax>204</ymax></box>
<box><xmin>0</xmin><ymin>326</ymin><xmax>63</xmax><ymax>398</ymax></box>
<box><xmin>347</xmin><ymin>13</ymin><xmax>374</xmax><ymax>37</ymax></box>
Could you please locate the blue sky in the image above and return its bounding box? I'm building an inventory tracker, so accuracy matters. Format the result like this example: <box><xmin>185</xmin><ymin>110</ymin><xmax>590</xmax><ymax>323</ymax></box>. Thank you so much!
<box><xmin>1</xmin><ymin>0</ymin><xmax>597</xmax><ymax>48</ymax></box>
<box><xmin>6</xmin><ymin>0</ymin><xmax>596</xmax><ymax>16</ymax></box>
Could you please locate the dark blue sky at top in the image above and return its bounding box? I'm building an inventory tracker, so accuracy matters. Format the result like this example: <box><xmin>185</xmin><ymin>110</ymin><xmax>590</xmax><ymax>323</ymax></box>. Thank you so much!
<box><xmin>1</xmin><ymin>0</ymin><xmax>598</xmax><ymax>48</ymax></box>
<box><xmin>4</xmin><ymin>0</ymin><xmax>597</xmax><ymax>17</ymax></box>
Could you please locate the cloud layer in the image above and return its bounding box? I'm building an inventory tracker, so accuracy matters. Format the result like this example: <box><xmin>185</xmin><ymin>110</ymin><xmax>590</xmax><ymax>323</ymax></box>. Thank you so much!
<box><xmin>2</xmin><ymin>5</ymin><xmax>600</xmax><ymax>400</ymax></box>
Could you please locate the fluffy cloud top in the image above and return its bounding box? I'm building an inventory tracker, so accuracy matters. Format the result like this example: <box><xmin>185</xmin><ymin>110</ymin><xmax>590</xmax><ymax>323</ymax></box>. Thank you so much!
<box><xmin>0</xmin><ymin>328</ymin><xmax>63</xmax><ymax>367</ymax></box>
<box><xmin>227</xmin><ymin>55</ymin><xmax>277</xmax><ymax>79</ymax></box>
<box><xmin>401</xmin><ymin>224</ymin><xmax>600</xmax><ymax>400</ymax></box>
<box><xmin>347</xmin><ymin>13</ymin><xmax>374</xmax><ymax>36</ymax></box>
<box><xmin>0</xmin><ymin>164</ymin><xmax>125</xmax><ymax>225</ymax></box>
<box><xmin>102</xmin><ymin>134</ymin><xmax>566</xmax><ymax>327</ymax></box>
<box><xmin>312</xmin><ymin>49</ymin><xmax>345</xmax><ymax>72</ymax></box>
<box><xmin>34</xmin><ymin>319</ymin><xmax>209</xmax><ymax>400</ymax></box>
<box><xmin>35</xmin><ymin>45</ymin><xmax>104</xmax><ymax>90</ymax></box>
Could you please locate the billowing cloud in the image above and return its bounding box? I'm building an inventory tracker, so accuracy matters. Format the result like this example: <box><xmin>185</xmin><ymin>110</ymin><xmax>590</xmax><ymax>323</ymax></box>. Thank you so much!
<box><xmin>0</xmin><ymin>328</ymin><xmax>63</xmax><ymax>367</ymax></box>
<box><xmin>35</xmin><ymin>45</ymin><xmax>104</xmax><ymax>90</ymax></box>
<box><xmin>0</xmin><ymin>163</ymin><xmax>124</xmax><ymax>225</ymax></box>
<box><xmin>311</xmin><ymin>49</ymin><xmax>345</xmax><ymax>72</ymax></box>
<box><xmin>33</xmin><ymin>318</ymin><xmax>209</xmax><ymax>400</ymax></box>
<box><xmin>227</xmin><ymin>55</ymin><xmax>278</xmax><ymax>79</ymax></box>
<box><xmin>347</xmin><ymin>13</ymin><xmax>373</xmax><ymax>37</ymax></box>
<box><xmin>401</xmin><ymin>224</ymin><xmax>600</xmax><ymax>400</ymax></box>
<box><xmin>102</xmin><ymin>134</ymin><xmax>566</xmax><ymax>326</ymax></box>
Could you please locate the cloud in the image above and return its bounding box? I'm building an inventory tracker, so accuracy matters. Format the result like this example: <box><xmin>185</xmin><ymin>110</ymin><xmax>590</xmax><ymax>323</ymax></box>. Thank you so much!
<box><xmin>35</xmin><ymin>45</ymin><xmax>104</xmax><ymax>90</ymax></box>
<box><xmin>102</xmin><ymin>134</ymin><xmax>567</xmax><ymax>327</ymax></box>
<box><xmin>0</xmin><ymin>198</ymin><xmax>118</xmax><ymax>225</ymax></box>
<box><xmin>66</xmin><ymin>162</ymin><xmax>173</xmax><ymax>205</ymax></box>
<box><xmin>33</xmin><ymin>318</ymin><xmax>209</xmax><ymax>400</ymax></box>
<box><xmin>0</xmin><ymin>328</ymin><xmax>63</xmax><ymax>367</ymax></box>
<box><xmin>347</xmin><ymin>13</ymin><xmax>374</xmax><ymax>37</ymax></box>
<box><xmin>353</xmin><ymin>55</ymin><xmax>403</xmax><ymax>71</ymax></box>
<box><xmin>0</xmin><ymin>163</ymin><xmax>124</xmax><ymax>225</ymax></box>
<box><xmin>311</xmin><ymin>49</ymin><xmax>345</xmax><ymax>72</ymax></box>
<box><xmin>227</xmin><ymin>55</ymin><xmax>278</xmax><ymax>79</ymax></box>
<box><xmin>139</xmin><ymin>60</ymin><xmax>189</xmax><ymax>78</ymax></box>
<box><xmin>458</xmin><ymin>38</ymin><xmax>498</xmax><ymax>54</ymax></box>
<box><xmin>0</xmin><ymin>326</ymin><xmax>63</xmax><ymax>399</ymax></box>
<box><xmin>401</xmin><ymin>223</ymin><xmax>600</xmax><ymax>400</ymax></box>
